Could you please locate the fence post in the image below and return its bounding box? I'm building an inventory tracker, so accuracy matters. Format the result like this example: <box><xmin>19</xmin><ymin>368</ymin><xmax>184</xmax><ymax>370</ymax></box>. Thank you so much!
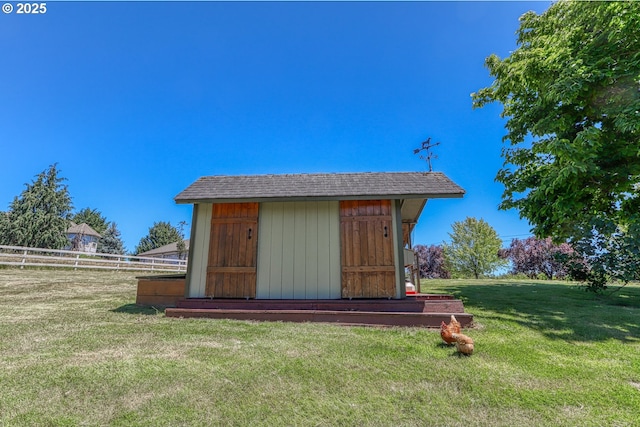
<box><xmin>117</xmin><ymin>257</ymin><xmax>121</xmax><ymax>271</ymax></box>
<box><xmin>21</xmin><ymin>250</ymin><xmax>27</xmax><ymax>269</ymax></box>
<box><xmin>74</xmin><ymin>254</ymin><xmax>80</xmax><ymax>270</ymax></box>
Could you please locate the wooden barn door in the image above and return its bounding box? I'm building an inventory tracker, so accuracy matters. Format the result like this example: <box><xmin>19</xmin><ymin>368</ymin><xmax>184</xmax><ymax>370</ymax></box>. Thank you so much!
<box><xmin>340</xmin><ymin>200</ymin><xmax>396</xmax><ymax>298</ymax></box>
<box><xmin>206</xmin><ymin>203</ymin><xmax>259</xmax><ymax>298</ymax></box>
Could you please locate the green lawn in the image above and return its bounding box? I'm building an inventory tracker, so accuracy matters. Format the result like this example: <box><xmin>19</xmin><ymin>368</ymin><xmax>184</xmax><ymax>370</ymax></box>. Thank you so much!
<box><xmin>0</xmin><ymin>269</ymin><xmax>638</xmax><ymax>426</ymax></box>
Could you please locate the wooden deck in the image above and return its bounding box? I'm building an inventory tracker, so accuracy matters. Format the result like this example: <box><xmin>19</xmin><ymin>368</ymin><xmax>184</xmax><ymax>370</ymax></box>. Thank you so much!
<box><xmin>164</xmin><ymin>295</ymin><xmax>473</xmax><ymax>328</ymax></box>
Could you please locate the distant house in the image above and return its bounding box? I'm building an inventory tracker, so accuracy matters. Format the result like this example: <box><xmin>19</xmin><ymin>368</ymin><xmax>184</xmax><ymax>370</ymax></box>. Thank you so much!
<box><xmin>66</xmin><ymin>222</ymin><xmax>101</xmax><ymax>254</ymax></box>
<box><xmin>137</xmin><ymin>240</ymin><xmax>190</xmax><ymax>260</ymax></box>
<box><xmin>174</xmin><ymin>172</ymin><xmax>465</xmax><ymax>300</ymax></box>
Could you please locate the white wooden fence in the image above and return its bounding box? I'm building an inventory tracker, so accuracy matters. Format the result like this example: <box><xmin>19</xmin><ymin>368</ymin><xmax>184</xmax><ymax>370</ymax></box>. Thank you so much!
<box><xmin>0</xmin><ymin>245</ymin><xmax>187</xmax><ymax>273</ymax></box>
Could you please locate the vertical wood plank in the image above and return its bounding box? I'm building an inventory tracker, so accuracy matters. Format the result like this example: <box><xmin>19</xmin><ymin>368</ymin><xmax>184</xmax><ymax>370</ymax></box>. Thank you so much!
<box><xmin>208</xmin><ymin>220</ymin><xmax>218</xmax><ymax>267</ymax></box>
<box><xmin>305</xmin><ymin>203</ymin><xmax>319</xmax><ymax>299</ymax></box>
<box><xmin>293</xmin><ymin>201</ymin><xmax>307</xmax><ymax>299</ymax></box>
<box><xmin>361</xmin><ymin>220</ymin><xmax>370</xmax><ymax>266</ymax></box>
<box><xmin>383</xmin><ymin>219</ymin><xmax>394</xmax><ymax>265</ymax></box>
<box><xmin>374</xmin><ymin>219</ymin><xmax>384</xmax><ymax>267</ymax></box>
<box><xmin>237</xmin><ymin>223</ymin><xmax>247</xmax><ymax>267</ymax></box>
<box><xmin>328</xmin><ymin>201</ymin><xmax>341</xmax><ymax>299</ymax></box>
<box><xmin>366</xmin><ymin>200</ymin><xmax>374</xmax><ymax>216</ymax></box>
<box><xmin>269</xmin><ymin>203</ymin><xmax>284</xmax><ymax>298</ymax></box>
<box><xmin>316</xmin><ymin>201</ymin><xmax>330</xmax><ymax>299</ymax></box>
<box><xmin>187</xmin><ymin>203</ymin><xmax>212</xmax><ymax>298</ymax></box>
<box><xmin>256</xmin><ymin>203</ymin><xmax>272</xmax><ymax>299</ymax></box>
<box><xmin>353</xmin><ymin>220</ymin><xmax>361</xmax><ymax>267</ymax></box>
<box><xmin>281</xmin><ymin>203</ymin><xmax>295</xmax><ymax>298</ymax></box>
<box><xmin>341</xmin><ymin>220</ymin><xmax>351</xmax><ymax>267</ymax></box>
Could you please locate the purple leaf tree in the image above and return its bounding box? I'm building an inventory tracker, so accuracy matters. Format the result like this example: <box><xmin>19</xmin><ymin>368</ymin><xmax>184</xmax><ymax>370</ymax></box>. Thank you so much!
<box><xmin>506</xmin><ymin>237</ymin><xmax>575</xmax><ymax>279</ymax></box>
<box><xmin>414</xmin><ymin>244</ymin><xmax>450</xmax><ymax>279</ymax></box>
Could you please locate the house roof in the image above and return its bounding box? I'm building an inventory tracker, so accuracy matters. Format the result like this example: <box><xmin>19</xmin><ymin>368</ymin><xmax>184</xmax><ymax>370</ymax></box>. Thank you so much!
<box><xmin>66</xmin><ymin>222</ymin><xmax>101</xmax><ymax>238</ymax></box>
<box><xmin>138</xmin><ymin>240</ymin><xmax>190</xmax><ymax>257</ymax></box>
<box><xmin>174</xmin><ymin>172</ymin><xmax>465</xmax><ymax>204</ymax></box>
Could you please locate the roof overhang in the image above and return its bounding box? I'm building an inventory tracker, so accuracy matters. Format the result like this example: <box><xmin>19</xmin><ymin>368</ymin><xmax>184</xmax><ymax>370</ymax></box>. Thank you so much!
<box><xmin>400</xmin><ymin>198</ymin><xmax>428</xmax><ymax>224</ymax></box>
<box><xmin>175</xmin><ymin>193</ymin><xmax>462</xmax><ymax>205</ymax></box>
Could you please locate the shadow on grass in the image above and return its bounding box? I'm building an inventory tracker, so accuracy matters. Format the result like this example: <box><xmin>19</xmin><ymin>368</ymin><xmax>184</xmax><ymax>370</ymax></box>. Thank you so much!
<box><xmin>111</xmin><ymin>304</ymin><xmax>166</xmax><ymax>315</ymax></box>
<box><xmin>438</xmin><ymin>281</ymin><xmax>640</xmax><ymax>344</ymax></box>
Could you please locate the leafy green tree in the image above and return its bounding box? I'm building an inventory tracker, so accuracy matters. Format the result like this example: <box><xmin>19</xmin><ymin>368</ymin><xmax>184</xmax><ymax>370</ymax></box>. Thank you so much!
<box><xmin>72</xmin><ymin>208</ymin><xmax>108</xmax><ymax>235</ymax></box>
<box><xmin>443</xmin><ymin>217</ymin><xmax>507</xmax><ymax>279</ymax></box>
<box><xmin>560</xmin><ymin>218</ymin><xmax>640</xmax><ymax>292</ymax></box>
<box><xmin>472</xmin><ymin>1</ymin><xmax>640</xmax><ymax>290</ymax></box>
<box><xmin>98</xmin><ymin>222</ymin><xmax>126</xmax><ymax>255</ymax></box>
<box><xmin>134</xmin><ymin>221</ymin><xmax>184</xmax><ymax>255</ymax></box>
<box><xmin>0</xmin><ymin>164</ymin><xmax>73</xmax><ymax>249</ymax></box>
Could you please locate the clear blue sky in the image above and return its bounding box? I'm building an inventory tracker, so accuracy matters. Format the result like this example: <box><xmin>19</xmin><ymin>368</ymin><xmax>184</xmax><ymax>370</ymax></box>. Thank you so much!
<box><xmin>0</xmin><ymin>1</ymin><xmax>550</xmax><ymax>253</ymax></box>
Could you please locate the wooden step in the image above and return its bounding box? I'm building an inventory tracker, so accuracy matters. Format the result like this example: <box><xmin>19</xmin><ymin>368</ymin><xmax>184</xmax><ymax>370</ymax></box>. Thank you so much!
<box><xmin>164</xmin><ymin>294</ymin><xmax>473</xmax><ymax>328</ymax></box>
<box><xmin>165</xmin><ymin>308</ymin><xmax>473</xmax><ymax>328</ymax></box>
<box><xmin>174</xmin><ymin>297</ymin><xmax>464</xmax><ymax>314</ymax></box>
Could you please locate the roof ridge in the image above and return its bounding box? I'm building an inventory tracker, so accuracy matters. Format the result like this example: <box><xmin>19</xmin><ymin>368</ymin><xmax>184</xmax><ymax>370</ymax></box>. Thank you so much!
<box><xmin>200</xmin><ymin>171</ymin><xmax>442</xmax><ymax>177</ymax></box>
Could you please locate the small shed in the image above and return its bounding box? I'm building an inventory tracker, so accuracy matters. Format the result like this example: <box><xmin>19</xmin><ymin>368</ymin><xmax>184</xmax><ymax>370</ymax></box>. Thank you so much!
<box><xmin>175</xmin><ymin>172</ymin><xmax>464</xmax><ymax>301</ymax></box>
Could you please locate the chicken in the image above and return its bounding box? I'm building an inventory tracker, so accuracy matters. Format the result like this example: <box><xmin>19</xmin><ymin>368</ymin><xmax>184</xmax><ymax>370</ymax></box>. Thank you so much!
<box><xmin>451</xmin><ymin>332</ymin><xmax>474</xmax><ymax>355</ymax></box>
<box><xmin>440</xmin><ymin>314</ymin><xmax>461</xmax><ymax>345</ymax></box>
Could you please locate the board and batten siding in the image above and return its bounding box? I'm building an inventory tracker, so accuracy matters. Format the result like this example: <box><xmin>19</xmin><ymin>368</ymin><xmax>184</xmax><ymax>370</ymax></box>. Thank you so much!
<box><xmin>257</xmin><ymin>201</ymin><xmax>341</xmax><ymax>299</ymax></box>
<box><xmin>185</xmin><ymin>203</ymin><xmax>212</xmax><ymax>298</ymax></box>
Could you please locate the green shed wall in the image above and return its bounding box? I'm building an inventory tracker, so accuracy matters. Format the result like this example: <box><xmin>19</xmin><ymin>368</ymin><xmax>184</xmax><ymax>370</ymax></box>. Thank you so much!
<box><xmin>256</xmin><ymin>201</ymin><xmax>341</xmax><ymax>299</ymax></box>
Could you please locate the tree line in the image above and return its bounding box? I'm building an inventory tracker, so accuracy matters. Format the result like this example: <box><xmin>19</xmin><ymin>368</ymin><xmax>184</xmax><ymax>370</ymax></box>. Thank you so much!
<box><xmin>414</xmin><ymin>217</ymin><xmax>586</xmax><ymax>282</ymax></box>
<box><xmin>0</xmin><ymin>164</ymin><xmax>185</xmax><ymax>256</ymax></box>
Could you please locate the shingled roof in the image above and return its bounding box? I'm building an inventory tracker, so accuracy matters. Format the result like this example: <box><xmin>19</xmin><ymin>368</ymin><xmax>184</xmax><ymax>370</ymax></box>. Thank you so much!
<box><xmin>66</xmin><ymin>222</ymin><xmax>101</xmax><ymax>238</ymax></box>
<box><xmin>174</xmin><ymin>172</ymin><xmax>464</xmax><ymax>204</ymax></box>
<box><xmin>138</xmin><ymin>240</ymin><xmax>190</xmax><ymax>257</ymax></box>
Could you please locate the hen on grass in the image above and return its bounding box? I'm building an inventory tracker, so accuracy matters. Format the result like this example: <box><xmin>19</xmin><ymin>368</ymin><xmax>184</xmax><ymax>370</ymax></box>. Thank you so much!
<box><xmin>451</xmin><ymin>332</ymin><xmax>474</xmax><ymax>355</ymax></box>
<box><xmin>440</xmin><ymin>315</ymin><xmax>461</xmax><ymax>345</ymax></box>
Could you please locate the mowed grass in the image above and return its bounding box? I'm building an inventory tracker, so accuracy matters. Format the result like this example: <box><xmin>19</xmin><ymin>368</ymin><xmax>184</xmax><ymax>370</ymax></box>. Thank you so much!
<box><xmin>0</xmin><ymin>269</ymin><xmax>639</xmax><ymax>426</ymax></box>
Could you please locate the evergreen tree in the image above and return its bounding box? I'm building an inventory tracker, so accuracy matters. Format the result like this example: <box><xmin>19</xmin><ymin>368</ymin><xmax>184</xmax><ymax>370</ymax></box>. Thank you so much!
<box><xmin>0</xmin><ymin>164</ymin><xmax>73</xmax><ymax>249</ymax></box>
<box><xmin>134</xmin><ymin>221</ymin><xmax>184</xmax><ymax>255</ymax></box>
<box><xmin>443</xmin><ymin>217</ymin><xmax>507</xmax><ymax>279</ymax></box>
<box><xmin>98</xmin><ymin>222</ymin><xmax>126</xmax><ymax>255</ymax></box>
<box><xmin>0</xmin><ymin>212</ymin><xmax>11</xmax><ymax>245</ymax></box>
<box><xmin>72</xmin><ymin>208</ymin><xmax>108</xmax><ymax>235</ymax></box>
